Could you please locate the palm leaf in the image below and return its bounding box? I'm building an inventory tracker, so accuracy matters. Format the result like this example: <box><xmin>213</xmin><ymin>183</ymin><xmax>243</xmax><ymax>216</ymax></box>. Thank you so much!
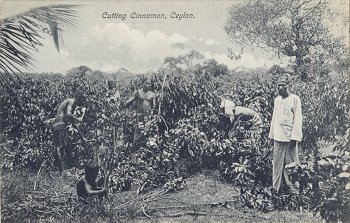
<box><xmin>0</xmin><ymin>4</ymin><xmax>81</xmax><ymax>93</ymax></box>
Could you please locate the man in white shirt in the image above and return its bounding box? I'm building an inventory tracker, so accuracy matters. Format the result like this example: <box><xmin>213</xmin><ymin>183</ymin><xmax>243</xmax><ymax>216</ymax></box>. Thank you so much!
<box><xmin>269</xmin><ymin>74</ymin><xmax>302</xmax><ymax>193</ymax></box>
<box><xmin>220</xmin><ymin>94</ymin><xmax>236</xmax><ymax>122</ymax></box>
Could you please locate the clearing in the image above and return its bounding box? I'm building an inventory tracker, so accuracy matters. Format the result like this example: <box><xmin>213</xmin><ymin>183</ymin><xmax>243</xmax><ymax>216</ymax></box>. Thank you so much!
<box><xmin>1</xmin><ymin>169</ymin><xmax>322</xmax><ymax>223</ymax></box>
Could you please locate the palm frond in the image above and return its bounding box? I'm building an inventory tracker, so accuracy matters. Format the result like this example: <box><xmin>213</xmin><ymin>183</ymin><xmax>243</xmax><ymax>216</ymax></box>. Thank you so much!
<box><xmin>0</xmin><ymin>4</ymin><xmax>81</xmax><ymax>93</ymax></box>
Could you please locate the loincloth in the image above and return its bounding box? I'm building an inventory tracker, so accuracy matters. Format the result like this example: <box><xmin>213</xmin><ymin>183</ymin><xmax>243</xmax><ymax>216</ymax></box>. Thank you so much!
<box><xmin>52</xmin><ymin>116</ymin><xmax>69</xmax><ymax>147</ymax></box>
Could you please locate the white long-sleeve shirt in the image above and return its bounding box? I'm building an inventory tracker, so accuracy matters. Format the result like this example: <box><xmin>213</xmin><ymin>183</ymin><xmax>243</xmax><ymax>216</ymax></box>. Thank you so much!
<box><xmin>269</xmin><ymin>94</ymin><xmax>303</xmax><ymax>142</ymax></box>
<box><xmin>220</xmin><ymin>99</ymin><xmax>236</xmax><ymax>121</ymax></box>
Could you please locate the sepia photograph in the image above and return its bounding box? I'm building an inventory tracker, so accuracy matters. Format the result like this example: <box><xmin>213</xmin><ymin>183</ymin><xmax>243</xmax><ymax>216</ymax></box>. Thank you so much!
<box><xmin>0</xmin><ymin>0</ymin><xmax>349</xmax><ymax>222</ymax></box>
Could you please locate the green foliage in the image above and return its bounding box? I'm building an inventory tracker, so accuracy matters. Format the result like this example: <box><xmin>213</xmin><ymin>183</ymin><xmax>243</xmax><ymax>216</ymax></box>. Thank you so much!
<box><xmin>1</xmin><ymin>64</ymin><xmax>349</xmax><ymax>222</ymax></box>
<box><xmin>0</xmin><ymin>5</ymin><xmax>80</xmax><ymax>92</ymax></box>
<box><xmin>225</xmin><ymin>0</ymin><xmax>348</xmax><ymax>81</ymax></box>
<box><xmin>286</xmin><ymin>134</ymin><xmax>350</xmax><ymax>222</ymax></box>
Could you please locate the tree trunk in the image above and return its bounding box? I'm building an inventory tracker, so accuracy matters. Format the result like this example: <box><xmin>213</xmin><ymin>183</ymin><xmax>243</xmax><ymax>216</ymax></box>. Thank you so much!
<box><xmin>295</xmin><ymin>54</ymin><xmax>308</xmax><ymax>81</ymax></box>
<box><xmin>293</xmin><ymin>15</ymin><xmax>309</xmax><ymax>81</ymax></box>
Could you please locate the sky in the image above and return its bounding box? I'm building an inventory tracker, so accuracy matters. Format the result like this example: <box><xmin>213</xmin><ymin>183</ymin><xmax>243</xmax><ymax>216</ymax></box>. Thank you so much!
<box><xmin>0</xmin><ymin>0</ymin><xmax>349</xmax><ymax>74</ymax></box>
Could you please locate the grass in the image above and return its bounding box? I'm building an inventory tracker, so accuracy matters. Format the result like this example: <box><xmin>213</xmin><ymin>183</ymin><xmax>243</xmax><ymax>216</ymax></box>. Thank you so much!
<box><xmin>1</xmin><ymin>169</ymin><xmax>322</xmax><ymax>223</ymax></box>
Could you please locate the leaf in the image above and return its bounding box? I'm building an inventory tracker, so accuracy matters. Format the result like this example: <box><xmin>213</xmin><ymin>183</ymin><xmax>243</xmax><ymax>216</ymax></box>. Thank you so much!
<box><xmin>1</xmin><ymin>4</ymin><xmax>80</xmax><ymax>91</ymax></box>
<box><xmin>342</xmin><ymin>165</ymin><xmax>349</xmax><ymax>172</ymax></box>
<box><xmin>346</xmin><ymin>183</ymin><xmax>350</xmax><ymax>190</ymax></box>
<box><xmin>285</xmin><ymin>162</ymin><xmax>297</xmax><ymax>169</ymax></box>
<box><xmin>338</xmin><ymin>172</ymin><xmax>350</xmax><ymax>178</ymax></box>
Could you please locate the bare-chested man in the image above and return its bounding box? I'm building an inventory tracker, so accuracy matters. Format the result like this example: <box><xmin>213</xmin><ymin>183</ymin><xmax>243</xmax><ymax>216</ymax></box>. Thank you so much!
<box><xmin>220</xmin><ymin>95</ymin><xmax>263</xmax><ymax>139</ymax></box>
<box><xmin>52</xmin><ymin>91</ymin><xmax>86</xmax><ymax>174</ymax></box>
<box><xmin>125</xmin><ymin>78</ymin><xmax>156</xmax><ymax>147</ymax></box>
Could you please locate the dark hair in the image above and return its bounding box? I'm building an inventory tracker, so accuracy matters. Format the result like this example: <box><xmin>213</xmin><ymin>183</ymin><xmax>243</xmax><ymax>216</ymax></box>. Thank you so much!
<box><xmin>85</xmin><ymin>163</ymin><xmax>98</xmax><ymax>172</ymax></box>
<box><xmin>84</xmin><ymin>162</ymin><xmax>99</xmax><ymax>184</ymax></box>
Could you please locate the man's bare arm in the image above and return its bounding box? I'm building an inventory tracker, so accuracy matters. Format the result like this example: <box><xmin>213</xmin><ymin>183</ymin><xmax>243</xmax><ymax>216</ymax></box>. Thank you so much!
<box><xmin>66</xmin><ymin>100</ymin><xmax>82</xmax><ymax>122</ymax></box>
<box><xmin>125</xmin><ymin>91</ymin><xmax>139</xmax><ymax>107</ymax></box>
<box><xmin>232</xmin><ymin>114</ymin><xmax>242</xmax><ymax>130</ymax></box>
<box><xmin>85</xmin><ymin>183</ymin><xmax>106</xmax><ymax>195</ymax></box>
<box><xmin>152</xmin><ymin>93</ymin><xmax>156</xmax><ymax>109</ymax></box>
<box><xmin>86</xmin><ymin>187</ymin><xmax>106</xmax><ymax>195</ymax></box>
<box><xmin>125</xmin><ymin>96</ymin><xmax>135</xmax><ymax>107</ymax></box>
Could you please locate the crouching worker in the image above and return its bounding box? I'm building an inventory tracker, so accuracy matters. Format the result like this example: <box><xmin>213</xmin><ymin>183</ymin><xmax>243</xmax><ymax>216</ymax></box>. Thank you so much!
<box><xmin>76</xmin><ymin>162</ymin><xmax>107</xmax><ymax>202</ymax></box>
<box><xmin>220</xmin><ymin>94</ymin><xmax>263</xmax><ymax>142</ymax></box>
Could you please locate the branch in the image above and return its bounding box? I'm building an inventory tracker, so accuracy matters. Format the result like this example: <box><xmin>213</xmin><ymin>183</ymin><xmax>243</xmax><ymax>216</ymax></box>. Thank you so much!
<box><xmin>298</xmin><ymin>0</ymin><xmax>323</xmax><ymax>20</ymax></box>
<box><xmin>33</xmin><ymin>160</ymin><xmax>47</xmax><ymax>190</ymax></box>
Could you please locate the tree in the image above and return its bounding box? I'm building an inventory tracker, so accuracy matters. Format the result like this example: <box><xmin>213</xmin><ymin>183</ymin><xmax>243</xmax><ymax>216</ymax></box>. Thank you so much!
<box><xmin>163</xmin><ymin>50</ymin><xmax>204</xmax><ymax>71</ymax></box>
<box><xmin>193</xmin><ymin>59</ymin><xmax>229</xmax><ymax>78</ymax></box>
<box><xmin>66</xmin><ymin>65</ymin><xmax>92</xmax><ymax>78</ymax></box>
<box><xmin>225</xmin><ymin>0</ymin><xmax>348</xmax><ymax>81</ymax></box>
<box><xmin>268</xmin><ymin>65</ymin><xmax>292</xmax><ymax>76</ymax></box>
<box><xmin>0</xmin><ymin>4</ymin><xmax>79</xmax><ymax>92</ymax></box>
<box><xmin>333</xmin><ymin>49</ymin><xmax>350</xmax><ymax>75</ymax></box>
<box><xmin>92</xmin><ymin>70</ymin><xmax>104</xmax><ymax>78</ymax></box>
<box><xmin>163</xmin><ymin>56</ymin><xmax>183</xmax><ymax>71</ymax></box>
<box><xmin>203</xmin><ymin>59</ymin><xmax>229</xmax><ymax>77</ymax></box>
<box><xmin>179</xmin><ymin>50</ymin><xmax>204</xmax><ymax>70</ymax></box>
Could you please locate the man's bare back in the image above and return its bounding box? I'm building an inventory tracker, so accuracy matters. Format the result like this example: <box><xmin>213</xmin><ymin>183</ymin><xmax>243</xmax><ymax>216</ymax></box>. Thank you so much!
<box><xmin>234</xmin><ymin>106</ymin><xmax>256</xmax><ymax>121</ymax></box>
<box><xmin>57</xmin><ymin>99</ymin><xmax>74</xmax><ymax>117</ymax></box>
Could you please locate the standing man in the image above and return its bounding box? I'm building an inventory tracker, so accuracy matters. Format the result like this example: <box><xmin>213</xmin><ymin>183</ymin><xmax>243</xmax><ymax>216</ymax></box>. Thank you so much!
<box><xmin>269</xmin><ymin>74</ymin><xmax>302</xmax><ymax>193</ymax></box>
<box><xmin>124</xmin><ymin>78</ymin><xmax>156</xmax><ymax>147</ymax></box>
<box><xmin>52</xmin><ymin>91</ymin><xmax>86</xmax><ymax>174</ymax></box>
<box><xmin>107</xmin><ymin>81</ymin><xmax>121</xmax><ymax>107</ymax></box>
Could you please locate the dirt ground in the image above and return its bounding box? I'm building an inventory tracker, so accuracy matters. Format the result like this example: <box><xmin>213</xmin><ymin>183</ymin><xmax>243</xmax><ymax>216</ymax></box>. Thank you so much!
<box><xmin>1</xmin><ymin>168</ymin><xmax>322</xmax><ymax>223</ymax></box>
<box><xmin>126</xmin><ymin>171</ymin><xmax>321</xmax><ymax>223</ymax></box>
